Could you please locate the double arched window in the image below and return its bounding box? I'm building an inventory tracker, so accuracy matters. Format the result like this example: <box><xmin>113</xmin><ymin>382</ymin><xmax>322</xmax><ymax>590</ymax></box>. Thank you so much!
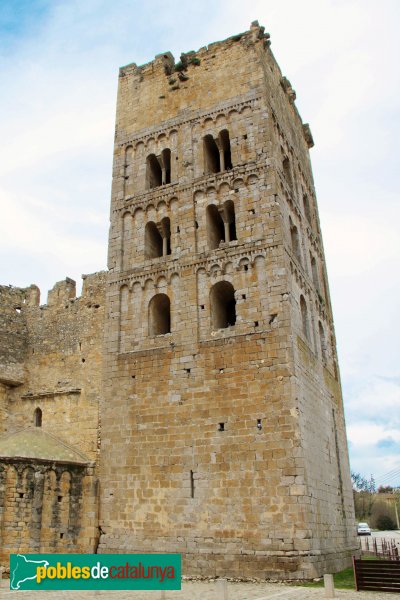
<box><xmin>203</xmin><ymin>129</ymin><xmax>232</xmax><ymax>174</ymax></box>
<box><xmin>146</xmin><ymin>149</ymin><xmax>171</xmax><ymax>189</ymax></box>
<box><xmin>206</xmin><ymin>200</ymin><xmax>236</xmax><ymax>250</ymax></box>
<box><xmin>144</xmin><ymin>218</ymin><xmax>171</xmax><ymax>259</ymax></box>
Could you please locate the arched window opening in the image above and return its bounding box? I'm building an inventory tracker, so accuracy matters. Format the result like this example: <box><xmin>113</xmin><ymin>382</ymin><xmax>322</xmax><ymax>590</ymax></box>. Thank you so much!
<box><xmin>203</xmin><ymin>135</ymin><xmax>220</xmax><ymax>174</ymax></box>
<box><xmin>219</xmin><ymin>129</ymin><xmax>232</xmax><ymax>171</ymax></box>
<box><xmin>206</xmin><ymin>204</ymin><xmax>225</xmax><ymax>250</ymax></box>
<box><xmin>148</xmin><ymin>294</ymin><xmax>171</xmax><ymax>336</ymax></box>
<box><xmin>124</xmin><ymin>146</ymin><xmax>133</xmax><ymax>194</ymax></box>
<box><xmin>310</xmin><ymin>254</ymin><xmax>319</xmax><ymax>291</ymax></box>
<box><xmin>303</xmin><ymin>194</ymin><xmax>311</xmax><ymax>224</ymax></box>
<box><xmin>300</xmin><ymin>295</ymin><xmax>309</xmax><ymax>341</ymax></box>
<box><xmin>283</xmin><ymin>157</ymin><xmax>293</xmax><ymax>190</ymax></box>
<box><xmin>161</xmin><ymin>217</ymin><xmax>171</xmax><ymax>256</ymax></box>
<box><xmin>223</xmin><ymin>200</ymin><xmax>237</xmax><ymax>242</ymax></box>
<box><xmin>161</xmin><ymin>149</ymin><xmax>171</xmax><ymax>184</ymax></box>
<box><xmin>145</xmin><ymin>222</ymin><xmax>163</xmax><ymax>259</ymax></box>
<box><xmin>210</xmin><ymin>281</ymin><xmax>236</xmax><ymax>330</ymax></box>
<box><xmin>146</xmin><ymin>154</ymin><xmax>162</xmax><ymax>189</ymax></box>
<box><xmin>34</xmin><ymin>407</ymin><xmax>42</xmax><ymax>427</ymax></box>
<box><xmin>290</xmin><ymin>220</ymin><xmax>302</xmax><ymax>264</ymax></box>
<box><xmin>319</xmin><ymin>322</ymin><xmax>327</xmax><ymax>361</ymax></box>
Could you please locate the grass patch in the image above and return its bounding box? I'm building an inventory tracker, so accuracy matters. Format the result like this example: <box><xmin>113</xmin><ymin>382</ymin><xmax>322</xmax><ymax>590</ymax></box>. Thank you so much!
<box><xmin>298</xmin><ymin>566</ymin><xmax>355</xmax><ymax>590</ymax></box>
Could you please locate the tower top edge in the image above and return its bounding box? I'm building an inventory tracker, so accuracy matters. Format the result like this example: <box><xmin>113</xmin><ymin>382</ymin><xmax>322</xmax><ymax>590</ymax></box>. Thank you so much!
<box><xmin>119</xmin><ymin>20</ymin><xmax>270</xmax><ymax>76</ymax></box>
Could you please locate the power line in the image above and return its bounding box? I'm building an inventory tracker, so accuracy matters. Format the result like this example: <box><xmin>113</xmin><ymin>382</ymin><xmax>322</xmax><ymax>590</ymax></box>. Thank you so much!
<box><xmin>377</xmin><ymin>470</ymin><xmax>400</xmax><ymax>486</ymax></box>
<box><xmin>377</xmin><ymin>464</ymin><xmax>400</xmax><ymax>480</ymax></box>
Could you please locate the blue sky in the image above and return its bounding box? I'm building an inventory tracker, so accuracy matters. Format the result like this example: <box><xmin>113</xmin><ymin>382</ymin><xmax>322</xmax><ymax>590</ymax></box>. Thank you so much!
<box><xmin>0</xmin><ymin>0</ymin><xmax>399</xmax><ymax>487</ymax></box>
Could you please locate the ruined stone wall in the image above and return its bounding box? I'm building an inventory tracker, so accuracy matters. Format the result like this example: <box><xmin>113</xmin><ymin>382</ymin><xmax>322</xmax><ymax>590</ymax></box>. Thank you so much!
<box><xmin>0</xmin><ymin>285</ymin><xmax>37</xmax><ymax>387</ymax></box>
<box><xmin>0</xmin><ymin>272</ymin><xmax>106</xmax><ymax>566</ymax></box>
<box><xmin>0</xmin><ymin>461</ymin><xmax>97</xmax><ymax>568</ymax></box>
<box><xmin>99</xmin><ymin>22</ymin><xmax>357</xmax><ymax>579</ymax></box>
<box><xmin>5</xmin><ymin>273</ymin><xmax>106</xmax><ymax>461</ymax></box>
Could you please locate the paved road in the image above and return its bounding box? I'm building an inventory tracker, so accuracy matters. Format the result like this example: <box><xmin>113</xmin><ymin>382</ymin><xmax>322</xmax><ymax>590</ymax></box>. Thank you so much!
<box><xmin>371</xmin><ymin>530</ymin><xmax>400</xmax><ymax>538</ymax></box>
<box><xmin>1</xmin><ymin>579</ymin><xmax>400</xmax><ymax>599</ymax></box>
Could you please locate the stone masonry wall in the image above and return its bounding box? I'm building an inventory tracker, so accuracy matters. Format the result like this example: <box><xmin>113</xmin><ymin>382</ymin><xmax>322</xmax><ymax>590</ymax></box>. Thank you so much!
<box><xmin>99</xmin><ymin>21</ymin><xmax>358</xmax><ymax>579</ymax></box>
<box><xmin>4</xmin><ymin>273</ymin><xmax>106</xmax><ymax>462</ymax></box>
<box><xmin>0</xmin><ymin>272</ymin><xmax>106</xmax><ymax>566</ymax></box>
<box><xmin>0</xmin><ymin>461</ymin><xmax>97</xmax><ymax>569</ymax></box>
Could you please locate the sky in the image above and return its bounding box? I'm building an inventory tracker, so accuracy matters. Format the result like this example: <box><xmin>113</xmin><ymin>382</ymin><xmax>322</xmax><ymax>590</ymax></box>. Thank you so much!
<box><xmin>0</xmin><ymin>0</ymin><xmax>399</xmax><ymax>487</ymax></box>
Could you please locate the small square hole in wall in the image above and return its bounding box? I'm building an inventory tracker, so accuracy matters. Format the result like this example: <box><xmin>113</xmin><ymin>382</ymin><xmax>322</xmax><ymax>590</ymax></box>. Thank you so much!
<box><xmin>131</xmin><ymin>374</ymin><xmax>136</xmax><ymax>379</ymax></box>
<box><xmin>19</xmin><ymin>492</ymin><xmax>23</xmax><ymax>498</ymax></box>
<box><xmin>249</xmin><ymin>208</ymin><xmax>255</xmax><ymax>215</ymax></box>
<box><xmin>219</xmin><ymin>368</ymin><xmax>224</xmax><ymax>373</ymax></box>
<box><xmin>195</xmin><ymin>221</ymin><xmax>199</xmax><ymax>229</ymax></box>
<box><xmin>254</xmin><ymin>321</ymin><xmax>259</xmax><ymax>327</ymax></box>
<box><xmin>242</xmin><ymin>294</ymin><xmax>246</xmax><ymax>300</ymax></box>
<box><xmin>244</xmin><ymin>265</ymin><xmax>249</xmax><ymax>271</ymax></box>
<box><xmin>243</xmin><ymin>134</ymin><xmax>248</xmax><ymax>140</ymax></box>
<box><xmin>81</xmin><ymin>358</ymin><xmax>86</xmax><ymax>363</ymax></box>
<box><xmin>218</xmin><ymin>423</ymin><xmax>225</xmax><ymax>431</ymax></box>
<box><xmin>177</xmin><ymin>226</ymin><xmax>180</xmax><ymax>233</ymax></box>
<box><xmin>200</xmin><ymin>305</ymin><xmax>205</xmax><ymax>310</ymax></box>
<box><xmin>234</xmin><ymin>188</ymin><xmax>239</xmax><ymax>193</ymax></box>
<box><xmin>257</xmin><ymin>418</ymin><xmax>262</xmax><ymax>430</ymax></box>
<box><xmin>58</xmin><ymin>496</ymin><xmax>62</xmax><ymax>503</ymax></box>
<box><xmin>185</xmin><ymin>368</ymin><xmax>191</xmax><ymax>374</ymax></box>
<box><xmin>60</xmin><ymin>533</ymin><xmax>64</xmax><ymax>539</ymax></box>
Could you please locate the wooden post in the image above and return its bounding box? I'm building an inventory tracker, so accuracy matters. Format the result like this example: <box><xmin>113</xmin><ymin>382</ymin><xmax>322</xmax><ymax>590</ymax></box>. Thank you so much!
<box><xmin>352</xmin><ymin>556</ymin><xmax>359</xmax><ymax>592</ymax></box>
<box><xmin>394</xmin><ymin>499</ymin><xmax>400</xmax><ymax>529</ymax></box>
<box><xmin>324</xmin><ymin>573</ymin><xmax>335</xmax><ymax>598</ymax></box>
<box><xmin>217</xmin><ymin>578</ymin><xmax>228</xmax><ymax>600</ymax></box>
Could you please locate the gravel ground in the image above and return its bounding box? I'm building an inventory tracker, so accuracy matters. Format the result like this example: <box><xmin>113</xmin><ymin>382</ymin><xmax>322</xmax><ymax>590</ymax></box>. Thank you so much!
<box><xmin>1</xmin><ymin>579</ymin><xmax>400</xmax><ymax>599</ymax></box>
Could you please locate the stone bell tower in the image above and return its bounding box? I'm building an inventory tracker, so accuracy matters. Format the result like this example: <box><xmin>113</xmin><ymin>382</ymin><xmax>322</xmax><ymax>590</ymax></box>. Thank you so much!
<box><xmin>99</xmin><ymin>21</ymin><xmax>357</xmax><ymax>579</ymax></box>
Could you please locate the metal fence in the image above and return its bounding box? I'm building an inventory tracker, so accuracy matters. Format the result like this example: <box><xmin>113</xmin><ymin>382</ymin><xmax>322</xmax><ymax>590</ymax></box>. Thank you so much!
<box><xmin>360</xmin><ymin>536</ymin><xmax>400</xmax><ymax>560</ymax></box>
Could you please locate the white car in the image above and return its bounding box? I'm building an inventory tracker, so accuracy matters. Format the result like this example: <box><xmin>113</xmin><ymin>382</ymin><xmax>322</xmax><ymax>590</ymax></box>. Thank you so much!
<box><xmin>357</xmin><ymin>522</ymin><xmax>371</xmax><ymax>536</ymax></box>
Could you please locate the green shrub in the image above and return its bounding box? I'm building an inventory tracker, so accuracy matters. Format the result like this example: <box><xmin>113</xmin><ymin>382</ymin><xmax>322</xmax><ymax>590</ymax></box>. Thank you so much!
<box><xmin>376</xmin><ymin>514</ymin><xmax>396</xmax><ymax>530</ymax></box>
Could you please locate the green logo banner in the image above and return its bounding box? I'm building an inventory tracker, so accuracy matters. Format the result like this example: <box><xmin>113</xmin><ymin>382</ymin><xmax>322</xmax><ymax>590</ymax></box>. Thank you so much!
<box><xmin>10</xmin><ymin>553</ymin><xmax>181</xmax><ymax>590</ymax></box>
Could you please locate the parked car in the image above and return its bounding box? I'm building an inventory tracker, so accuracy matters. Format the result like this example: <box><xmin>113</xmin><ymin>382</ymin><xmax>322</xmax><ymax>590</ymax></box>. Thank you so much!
<box><xmin>357</xmin><ymin>522</ymin><xmax>371</xmax><ymax>536</ymax></box>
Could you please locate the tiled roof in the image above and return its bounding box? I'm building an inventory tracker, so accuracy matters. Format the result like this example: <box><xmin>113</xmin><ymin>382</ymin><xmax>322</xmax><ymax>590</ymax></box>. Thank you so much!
<box><xmin>0</xmin><ymin>428</ymin><xmax>91</xmax><ymax>465</ymax></box>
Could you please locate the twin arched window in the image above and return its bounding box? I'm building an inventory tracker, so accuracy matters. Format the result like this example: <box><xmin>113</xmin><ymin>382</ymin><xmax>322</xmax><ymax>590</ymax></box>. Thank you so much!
<box><xmin>146</xmin><ymin>149</ymin><xmax>171</xmax><ymax>189</ymax></box>
<box><xmin>203</xmin><ymin>129</ymin><xmax>232</xmax><ymax>174</ymax></box>
<box><xmin>144</xmin><ymin>218</ymin><xmax>171</xmax><ymax>259</ymax></box>
<box><xmin>300</xmin><ymin>296</ymin><xmax>329</xmax><ymax>363</ymax></box>
<box><xmin>206</xmin><ymin>200</ymin><xmax>236</xmax><ymax>249</ymax></box>
<box><xmin>290</xmin><ymin>219</ymin><xmax>302</xmax><ymax>264</ymax></box>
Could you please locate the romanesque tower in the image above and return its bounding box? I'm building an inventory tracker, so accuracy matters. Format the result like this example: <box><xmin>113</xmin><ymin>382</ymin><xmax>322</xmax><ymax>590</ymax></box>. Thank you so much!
<box><xmin>99</xmin><ymin>22</ymin><xmax>358</xmax><ymax>579</ymax></box>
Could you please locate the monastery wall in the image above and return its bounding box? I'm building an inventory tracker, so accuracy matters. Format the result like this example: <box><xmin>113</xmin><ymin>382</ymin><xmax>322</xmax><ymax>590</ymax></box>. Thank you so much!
<box><xmin>2</xmin><ymin>273</ymin><xmax>106</xmax><ymax>462</ymax></box>
<box><xmin>0</xmin><ymin>273</ymin><xmax>106</xmax><ymax>567</ymax></box>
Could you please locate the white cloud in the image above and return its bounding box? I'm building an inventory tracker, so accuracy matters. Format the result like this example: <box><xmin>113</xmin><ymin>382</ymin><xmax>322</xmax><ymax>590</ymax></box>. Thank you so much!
<box><xmin>0</xmin><ymin>0</ymin><xmax>399</xmax><ymax>481</ymax></box>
